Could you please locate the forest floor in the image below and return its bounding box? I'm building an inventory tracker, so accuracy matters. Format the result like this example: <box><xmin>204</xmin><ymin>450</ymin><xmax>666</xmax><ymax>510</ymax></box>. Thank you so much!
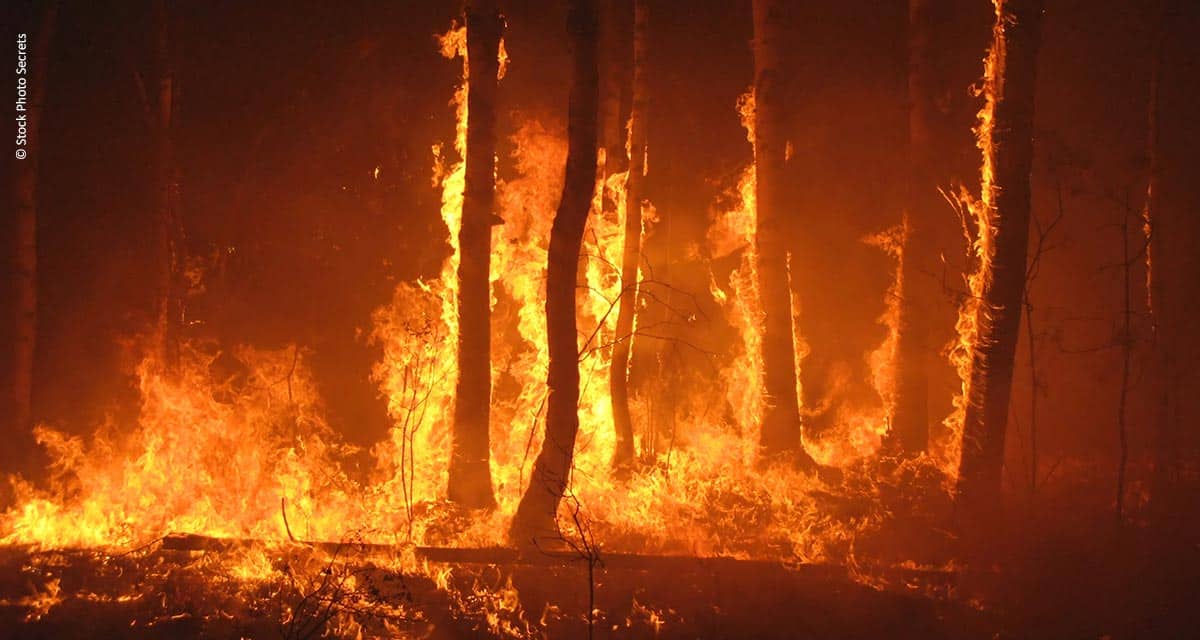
<box><xmin>1</xmin><ymin>530</ymin><xmax>1197</xmax><ymax>639</ymax></box>
<box><xmin>2</xmin><ymin>469</ymin><xmax>1196</xmax><ymax>638</ymax></box>
<box><xmin>0</xmin><ymin>538</ymin><xmax>989</xmax><ymax>640</ymax></box>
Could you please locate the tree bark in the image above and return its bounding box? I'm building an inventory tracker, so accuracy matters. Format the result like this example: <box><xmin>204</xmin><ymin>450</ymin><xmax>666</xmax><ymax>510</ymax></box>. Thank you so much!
<box><xmin>152</xmin><ymin>0</ymin><xmax>183</xmax><ymax>370</ymax></box>
<box><xmin>510</xmin><ymin>0</ymin><xmax>600</xmax><ymax>546</ymax></box>
<box><xmin>753</xmin><ymin>0</ymin><xmax>813</xmax><ymax>467</ymax></box>
<box><xmin>609</xmin><ymin>0</ymin><xmax>645</xmax><ymax>473</ymax></box>
<box><xmin>888</xmin><ymin>0</ymin><xmax>942</xmax><ymax>455</ymax></box>
<box><xmin>955</xmin><ymin>0</ymin><xmax>1044</xmax><ymax>526</ymax></box>
<box><xmin>9</xmin><ymin>2</ymin><xmax>57</xmax><ymax>476</ymax></box>
<box><xmin>598</xmin><ymin>0</ymin><xmax>631</xmax><ymax>176</ymax></box>
<box><xmin>1145</xmin><ymin>0</ymin><xmax>1178</xmax><ymax>530</ymax></box>
<box><xmin>447</xmin><ymin>0</ymin><xmax>503</xmax><ymax>510</ymax></box>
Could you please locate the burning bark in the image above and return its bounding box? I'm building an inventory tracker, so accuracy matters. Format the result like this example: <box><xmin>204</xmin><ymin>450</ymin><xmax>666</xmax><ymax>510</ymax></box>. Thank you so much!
<box><xmin>1145</xmin><ymin>0</ymin><xmax>1180</xmax><ymax>533</ymax></box>
<box><xmin>510</xmin><ymin>0</ymin><xmax>600</xmax><ymax>545</ymax></box>
<box><xmin>448</xmin><ymin>0</ymin><xmax>504</xmax><ymax>510</ymax></box>
<box><xmin>955</xmin><ymin>0</ymin><xmax>1045</xmax><ymax>527</ymax></box>
<box><xmin>752</xmin><ymin>0</ymin><xmax>814</xmax><ymax>467</ymax></box>
<box><xmin>609</xmin><ymin>0</ymin><xmax>646</xmax><ymax>473</ymax></box>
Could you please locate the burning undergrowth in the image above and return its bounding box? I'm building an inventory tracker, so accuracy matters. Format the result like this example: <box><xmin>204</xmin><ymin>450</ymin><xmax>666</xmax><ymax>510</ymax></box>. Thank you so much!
<box><xmin>0</xmin><ymin>22</ymin><xmax>963</xmax><ymax>638</ymax></box>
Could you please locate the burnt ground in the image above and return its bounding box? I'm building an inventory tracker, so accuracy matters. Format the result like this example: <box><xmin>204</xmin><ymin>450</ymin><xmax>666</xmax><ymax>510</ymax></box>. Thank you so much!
<box><xmin>0</xmin><ymin>541</ymin><xmax>988</xmax><ymax>640</ymax></box>
<box><xmin>2</xmin><ymin>516</ymin><xmax>1197</xmax><ymax>639</ymax></box>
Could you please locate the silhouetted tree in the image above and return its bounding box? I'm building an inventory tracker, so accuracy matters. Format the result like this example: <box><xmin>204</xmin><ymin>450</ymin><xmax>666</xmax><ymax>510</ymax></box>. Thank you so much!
<box><xmin>510</xmin><ymin>0</ymin><xmax>600</xmax><ymax>545</ymax></box>
<box><xmin>8</xmin><ymin>1</ymin><xmax>57</xmax><ymax>479</ymax></box>
<box><xmin>447</xmin><ymin>0</ymin><xmax>503</xmax><ymax>510</ymax></box>
<box><xmin>609</xmin><ymin>0</ymin><xmax>645</xmax><ymax>473</ymax></box>
<box><xmin>753</xmin><ymin>0</ymin><xmax>815</xmax><ymax>467</ymax></box>
<box><xmin>1145</xmin><ymin>0</ymin><xmax>1181</xmax><ymax>531</ymax></box>
<box><xmin>151</xmin><ymin>0</ymin><xmax>183</xmax><ymax>369</ymax></box>
<box><xmin>888</xmin><ymin>0</ymin><xmax>942</xmax><ymax>455</ymax></box>
<box><xmin>956</xmin><ymin>0</ymin><xmax>1045</xmax><ymax>526</ymax></box>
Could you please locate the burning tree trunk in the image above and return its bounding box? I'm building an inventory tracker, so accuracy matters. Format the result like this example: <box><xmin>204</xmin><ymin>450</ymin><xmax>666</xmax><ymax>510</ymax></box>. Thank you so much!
<box><xmin>447</xmin><ymin>0</ymin><xmax>503</xmax><ymax>510</ymax></box>
<box><xmin>9</xmin><ymin>2</ymin><xmax>57</xmax><ymax>475</ymax></box>
<box><xmin>598</xmin><ymin>0</ymin><xmax>631</xmax><ymax>176</ymax></box>
<box><xmin>609</xmin><ymin>0</ymin><xmax>645</xmax><ymax>473</ymax></box>
<box><xmin>510</xmin><ymin>0</ymin><xmax>599</xmax><ymax>545</ymax></box>
<box><xmin>753</xmin><ymin>0</ymin><xmax>813</xmax><ymax>466</ymax></box>
<box><xmin>1145</xmin><ymin>0</ymin><xmax>1178</xmax><ymax>529</ymax></box>
<box><xmin>955</xmin><ymin>0</ymin><xmax>1044</xmax><ymax>525</ymax></box>
<box><xmin>888</xmin><ymin>0</ymin><xmax>941</xmax><ymax>455</ymax></box>
<box><xmin>151</xmin><ymin>0</ymin><xmax>183</xmax><ymax>370</ymax></box>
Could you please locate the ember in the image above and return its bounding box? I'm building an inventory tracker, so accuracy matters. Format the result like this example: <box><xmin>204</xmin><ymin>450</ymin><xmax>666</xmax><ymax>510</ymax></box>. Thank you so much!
<box><xmin>2</xmin><ymin>0</ymin><xmax>1199</xmax><ymax>638</ymax></box>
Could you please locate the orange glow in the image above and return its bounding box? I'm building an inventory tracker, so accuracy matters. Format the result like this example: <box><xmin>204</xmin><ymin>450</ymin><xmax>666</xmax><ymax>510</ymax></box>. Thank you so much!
<box><xmin>1</xmin><ymin>18</ymin><xmax>954</xmax><ymax>628</ymax></box>
<box><xmin>938</xmin><ymin>0</ymin><xmax>1005</xmax><ymax>477</ymax></box>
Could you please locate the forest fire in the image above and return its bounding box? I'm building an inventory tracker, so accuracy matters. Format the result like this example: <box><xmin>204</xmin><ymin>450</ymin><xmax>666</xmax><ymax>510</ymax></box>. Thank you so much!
<box><xmin>2</xmin><ymin>0</ymin><xmax>1199</xmax><ymax>638</ymax></box>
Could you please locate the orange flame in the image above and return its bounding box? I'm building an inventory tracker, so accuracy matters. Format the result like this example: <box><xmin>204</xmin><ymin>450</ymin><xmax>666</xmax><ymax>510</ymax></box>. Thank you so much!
<box><xmin>938</xmin><ymin>0</ymin><xmax>1007</xmax><ymax>476</ymax></box>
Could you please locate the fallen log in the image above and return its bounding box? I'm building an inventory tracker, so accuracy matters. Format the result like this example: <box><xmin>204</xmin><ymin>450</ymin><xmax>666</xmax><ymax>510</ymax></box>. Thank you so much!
<box><xmin>158</xmin><ymin>532</ymin><xmax>844</xmax><ymax>577</ymax></box>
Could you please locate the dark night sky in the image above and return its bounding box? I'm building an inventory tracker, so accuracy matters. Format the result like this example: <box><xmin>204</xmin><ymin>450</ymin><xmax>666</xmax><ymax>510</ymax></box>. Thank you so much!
<box><xmin>3</xmin><ymin>0</ymin><xmax>1198</xmax><ymax>475</ymax></box>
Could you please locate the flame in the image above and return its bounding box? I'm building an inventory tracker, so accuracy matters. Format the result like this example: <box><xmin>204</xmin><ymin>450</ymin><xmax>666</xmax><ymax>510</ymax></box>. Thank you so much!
<box><xmin>707</xmin><ymin>91</ymin><xmax>765</xmax><ymax>464</ymax></box>
<box><xmin>937</xmin><ymin>0</ymin><xmax>1006</xmax><ymax>476</ymax></box>
<box><xmin>3</xmin><ymin>344</ymin><xmax>362</xmax><ymax>550</ymax></box>
<box><xmin>706</xmin><ymin>90</ymin><xmax>897</xmax><ymax>468</ymax></box>
<box><xmin>0</xmin><ymin>19</ymin><xmax>948</xmax><ymax>631</ymax></box>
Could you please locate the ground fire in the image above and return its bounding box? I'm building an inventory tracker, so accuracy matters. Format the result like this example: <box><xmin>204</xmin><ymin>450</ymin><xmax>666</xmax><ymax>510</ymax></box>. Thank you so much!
<box><xmin>2</xmin><ymin>0</ymin><xmax>1199</xmax><ymax>638</ymax></box>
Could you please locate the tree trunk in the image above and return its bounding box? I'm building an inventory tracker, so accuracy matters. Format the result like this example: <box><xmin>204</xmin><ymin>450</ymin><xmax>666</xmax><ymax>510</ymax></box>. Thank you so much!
<box><xmin>510</xmin><ymin>0</ymin><xmax>599</xmax><ymax>546</ymax></box>
<box><xmin>447</xmin><ymin>0</ymin><xmax>503</xmax><ymax>510</ymax></box>
<box><xmin>955</xmin><ymin>0</ymin><xmax>1044</xmax><ymax>527</ymax></box>
<box><xmin>1145</xmin><ymin>0</ymin><xmax>1177</xmax><ymax>529</ymax></box>
<box><xmin>888</xmin><ymin>0</ymin><xmax>941</xmax><ymax>455</ymax></box>
<box><xmin>9</xmin><ymin>2</ymin><xmax>57</xmax><ymax>477</ymax></box>
<box><xmin>152</xmin><ymin>0</ymin><xmax>183</xmax><ymax>370</ymax></box>
<box><xmin>598</xmin><ymin>0</ymin><xmax>631</xmax><ymax>176</ymax></box>
<box><xmin>609</xmin><ymin>0</ymin><xmax>645</xmax><ymax>473</ymax></box>
<box><xmin>753</xmin><ymin>0</ymin><xmax>813</xmax><ymax>467</ymax></box>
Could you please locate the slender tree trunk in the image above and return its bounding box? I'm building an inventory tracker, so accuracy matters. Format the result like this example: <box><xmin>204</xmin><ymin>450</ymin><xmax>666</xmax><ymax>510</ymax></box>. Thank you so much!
<box><xmin>510</xmin><ymin>0</ymin><xmax>600</xmax><ymax>545</ymax></box>
<box><xmin>955</xmin><ymin>0</ymin><xmax>1045</xmax><ymax>527</ymax></box>
<box><xmin>9</xmin><ymin>2</ymin><xmax>57</xmax><ymax>473</ymax></box>
<box><xmin>753</xmin><ymin>0</ymin><xmax>813</xmax><ymax>466</ymax></box>
<box><xmin>889</xmin><ymin>0</ymin><xmax>940</xmax><ymax>455</ymax></box>
<box><xmin>609</xmin><ymin>0</ymin><xmax>645</xmax><ymax>473</ymax></box>
<box><xmin>1116</xmin><ymin>210</ymin><xmax>1134</xmax><ymax>530</ymax></box>
<box><xmin>448</xmin><ymin>0</ymin><xmax>502</xmax><ymax>510</ymax></box>
<box><xmin>598</xmin><ymin>0</ymin><xmax>630</xmax><ymax>176</ymax></box>
<box><xmin>152</xmin><ymin>0</ymin><xmax>183</xmax><ymax>370</ymax></box>
<box><xmin>1145</xmin><ymin>0</ymin><xmax>1177</xmax><ymax>528</ymax></box>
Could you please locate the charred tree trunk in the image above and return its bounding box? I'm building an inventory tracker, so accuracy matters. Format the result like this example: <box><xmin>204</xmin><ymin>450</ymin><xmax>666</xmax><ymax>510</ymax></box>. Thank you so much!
<box><xmin>888</xmin><ymin>0</ymin><xmax>941</xmax><ymax>455</ymax></box>
<box><xmin>609</xmin><ymin>0</ymin><xmax>645</xmax><ymax>473</ymax></box>
<box><xmin>955</xmin><ymin>0</ymin><xmax>1044</xmax><ymax>527</ymax></box>
<box><xmin>9</xmin><ymin>2</ymin><xmax>57</xmax><ymax>475</ymax></box>
<box><xmin>1145</xmin><ymin>0</ymin><xmax>1178</xmax><ymax>529</ymax></box>
<box><xmin>152</xmin><ymin>0</ymin><xmax>183</xmax><ymax>370</ymax></box>
<box><xmin>447</xmin><ymin>0</ymin><xmax>503</xmax><ymax>510</ymax></box>
<box><xmin>598</xmin><ymin>0</ymin><xmax>631</xmax><ymax>175</ymax></box>
<box><xmin>510</xmin><ymin>0</ymin><xmax>599</xmax><ymax>545</ymax></box>
<box><xmin>753</xmin><ymin>0</ymin><xmax>813</xmax><ymax>467</ymax></box>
